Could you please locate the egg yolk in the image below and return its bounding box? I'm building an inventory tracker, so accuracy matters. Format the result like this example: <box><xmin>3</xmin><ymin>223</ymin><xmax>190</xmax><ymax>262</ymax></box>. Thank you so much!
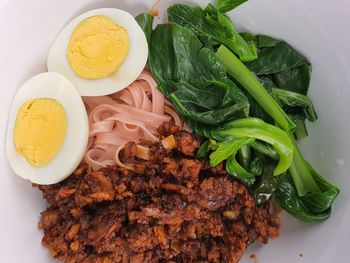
<box><xmin>13</xmin><ymin>99</ymin><xmax>67</xmax><ymax>167</ymax></box>
<box><xmin>67</xmin><ymin>15</ymin><xmax>129</xmax><ymax>80</ymax></box>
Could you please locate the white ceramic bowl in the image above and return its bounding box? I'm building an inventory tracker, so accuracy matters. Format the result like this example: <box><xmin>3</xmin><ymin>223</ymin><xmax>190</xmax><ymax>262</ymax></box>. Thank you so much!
<box><xmin>1</xmin><ymin>0</ymin><xmax>349</xmax><ymax>262</ymax></box>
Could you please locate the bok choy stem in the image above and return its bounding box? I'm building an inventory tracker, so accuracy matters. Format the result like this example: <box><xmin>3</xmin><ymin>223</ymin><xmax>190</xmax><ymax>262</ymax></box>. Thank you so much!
<box><xmin>211</xmin><ymin>118</ymin><xmax>294</xmax><ymax>176</ymax></box>
<box><xmin>215</xmin><ymin>45</ymin><xmax>295</xmax><ymax>131</ymax></box>
<box><xmin>287</xmin><ymin>130</ymin><xmax>320</xmax><ymax>194</ymax></box>
<box><xmin>215</xmin><ymin>45</ymin><xmax>321</xmax><ymax>195</ymax></box>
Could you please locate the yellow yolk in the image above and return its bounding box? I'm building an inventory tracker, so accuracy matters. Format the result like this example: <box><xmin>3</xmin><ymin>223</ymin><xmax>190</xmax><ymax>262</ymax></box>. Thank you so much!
<box><xmin>67</xmin><ymin>15</ymin><xmax>129</xmax><ymax>80</ymax></box>
<box><xmin>13</xmin><ymin>99</ymin><xmax>67</xmax><ymax>167</ymax></box>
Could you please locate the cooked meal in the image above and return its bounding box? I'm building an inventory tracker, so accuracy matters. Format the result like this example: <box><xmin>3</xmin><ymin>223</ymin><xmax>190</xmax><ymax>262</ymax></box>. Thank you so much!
<box><xmin>5</xmin><ymin>0</ymin><xmax>339</xmax><ymax>262</ymax></box>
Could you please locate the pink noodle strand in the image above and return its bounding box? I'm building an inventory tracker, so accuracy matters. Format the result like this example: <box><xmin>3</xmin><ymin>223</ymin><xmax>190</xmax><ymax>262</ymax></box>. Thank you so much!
<box><xmin>83</xmin><ymin>70</ymin><xmax>184</xmax><ymax>171</ymax></box>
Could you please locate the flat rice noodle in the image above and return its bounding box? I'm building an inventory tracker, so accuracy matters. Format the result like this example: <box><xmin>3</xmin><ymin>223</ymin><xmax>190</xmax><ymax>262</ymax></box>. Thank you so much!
<box><xmin>83</xmin><ymin>70</ymin><xmax>184</xmax><ymax>170</ymax></box>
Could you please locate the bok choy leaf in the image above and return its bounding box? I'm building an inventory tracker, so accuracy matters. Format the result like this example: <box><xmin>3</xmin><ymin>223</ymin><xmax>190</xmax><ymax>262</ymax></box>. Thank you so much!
<box><xmin>168</xmin><ymin>3</ymin><xmax>257</xmax><ymax>62</ymax></box>
<box><xmin>150</xmin><ymin>23</ymin><xmax>250</xmax><ymax>126</ymax></box>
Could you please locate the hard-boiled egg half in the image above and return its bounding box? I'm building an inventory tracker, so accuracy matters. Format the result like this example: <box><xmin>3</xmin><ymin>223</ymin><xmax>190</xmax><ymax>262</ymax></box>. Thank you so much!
<box><xmin>6</xmin><ymin>72</ymin><xmax>89</xmax><ymax>184</ymax></box>
<box><xmin>47</xmin><ymin>8</ymin><xmax>148</xmax><ymax>96</ymax></box>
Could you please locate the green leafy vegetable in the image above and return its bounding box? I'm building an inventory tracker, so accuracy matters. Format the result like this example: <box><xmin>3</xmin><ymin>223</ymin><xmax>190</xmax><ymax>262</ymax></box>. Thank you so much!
<box><xmin>273</xmin><ymin>64</ymin><xmax>311</xmax><ymax>95</ymax></box>
<box><xmin>253</xmin><ymin>164</ymin><xmax>284</xmax><ymax>205</ymax></box>
<box><xmin>210</xmin><ymin>138</ymin><xmax>253</xmax><ymax>167</ymax></box>
<box><xmin>247</xmin><ymin>73</ymin><xmax>315</xmax><ymax>139</ymax></box>
<box><xmin>150</xmin><ymin>24</ymin><xmax>225</xmax><ymax>83</ymax></box>
<box><xmin>301</xmin><ymin>161</ymin><xmax>339</xmax><ymax>213</ymax></box>
<box><xmin>246</xmin><ymin>41</ymin><xmax>309</xmax><ymax>75</ymax></box>
<box><xmin>226</xmin><ymin>154</ymin><xmax>255</xmax><ymax>186</ymax></box>
<box><xmin>271</xmin><ymin>87</ymin><xmax>317</xmax><ymax>139</ymax></box>
<box><xmin>255</xmin><ymin>35</ymin><xmax>281</xmax><ymax>48</ymax></box>
<box><xmin>216</xmin><ymin>0</ymin><xmax>248</xmax><ymax>13</ymax></box>
<box><xmin>196</xmin><ymin>139</ymin><xmax>217</xmax><ymax>158</ymax></box>
<box><xmin>246</xmin><ymin>36</ymin><xmax>311</xmax><ymax>95</ymax></box>
<box><xmin>250</xmin><ymin>141</ymin><xmax>279</xmax><ymax>160</ymax></box>
<box><xmin>135</xmin><ymin>13</ymin><xmax>154</xmax><ymax>46</ymax></box>
<box><xmin>249</xmin><ymin>155</ymin><xmax>263</xmax><ymax>176</ymax></box>
<box><xmin>293</xmin><ymin>119</ymin><xmax>309</xmax><ymax>140</ymax></box>
<box><xmin>287</xmin><ymin>132</ymin><xmax>320</xmax><ymax>195</ymax></box>
<box><xmin>214</xmin><ymin>44</ymin><xmax>339</xmax><ymax>220</ymax></box>
<box><xmin>239</xmin><ymin>35</ymin><xmax>316</xmax><ymax>137</ymax></box>
<box><xmin>215</xmin><ymin>45</ymin><xmax>295</xmax><ymax>130</ymax></box>
<box><xmin>165</xmin><ymin>80</ymin><xmax>249</xmax><ymax>125</ymax></box>
<box><xmin>215</xmin><ymin>45</ymin><xmax>320</xmax><ymax>193</ymax></box>
<box><xmin>274</xmin><ymin>176</ymin><xmax>329</xmax><ymax>221</ymax></box>
<box><xmin>238</xmin><ymin>144</ymin><xmax>251</xmax><ymax>169</ymax></box>
<box><xmin>168</xmin><ymin>4</ymin><xmax>257</xmax><ymax>62</ymax></box>
<box><xmin>150</xmin><ymin>23</ymin><xmax>250</xmax><ymax>126</ymax></box>
<box><xmin>209</xmin><ymin>138</ymin><xmax>256</xmax><ymax>187</ymax></box>
<box><xmin>210</xmin><ymin>118</ymin><xmax>293</xmax><ymax>175</ymax></box>
<box><xmin>272</xmin><ymin>88</ymin><xmax>318</xmax><ymax>122</ymax></box>
<box><xmin>274</xmin><ymin>164</ymin><xmax>339</xmax><ymax>221</ymax></box>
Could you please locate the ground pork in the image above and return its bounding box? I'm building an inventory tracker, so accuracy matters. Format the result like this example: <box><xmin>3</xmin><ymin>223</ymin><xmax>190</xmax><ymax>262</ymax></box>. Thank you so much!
<box><xmin>36</xmin><ymin>122</ymin><xmax>280</xmax><ymax>263</ymax></box>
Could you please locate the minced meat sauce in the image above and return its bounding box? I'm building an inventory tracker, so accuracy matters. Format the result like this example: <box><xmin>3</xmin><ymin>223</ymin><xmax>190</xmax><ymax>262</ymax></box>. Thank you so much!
<box><xmin>35</xmin><ymin>122</ymin><xmax>280</xmax><ymax>263</ymax></box>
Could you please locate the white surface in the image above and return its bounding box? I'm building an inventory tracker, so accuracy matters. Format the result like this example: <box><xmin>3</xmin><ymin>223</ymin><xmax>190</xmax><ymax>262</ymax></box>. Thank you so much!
<box><xmin>0</xmin><ymin>0</ymin><xmax>349</xmax><ymax>262</ymax></box>
<box><xmin>6</xmin><ymin>72</ymin><xmax>89</xmax><ymax>184</ymax></box>
<box><xmin>48</xmin><ymin>8</ymin><xmax>148</xmax><ymax>96</ymax></box>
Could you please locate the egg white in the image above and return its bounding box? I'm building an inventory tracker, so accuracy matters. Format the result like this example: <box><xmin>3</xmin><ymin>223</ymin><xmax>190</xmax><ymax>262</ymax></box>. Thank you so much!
<box><xmin>47</xmin><ymin>8</ymin><xmax>148</xmax><ymax>96</ymax></box>
<box><xmin>6</xmin><ymin>72</ymin><xmax>89</xmax><ymax>185</ymax></box>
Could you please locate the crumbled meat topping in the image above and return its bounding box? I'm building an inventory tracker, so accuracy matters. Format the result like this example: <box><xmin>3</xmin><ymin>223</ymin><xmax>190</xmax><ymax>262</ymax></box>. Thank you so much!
<box><xmin>35</xmin><ymin>122</ymin><xmax>280</xmax><ymax>263</ymax></box>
